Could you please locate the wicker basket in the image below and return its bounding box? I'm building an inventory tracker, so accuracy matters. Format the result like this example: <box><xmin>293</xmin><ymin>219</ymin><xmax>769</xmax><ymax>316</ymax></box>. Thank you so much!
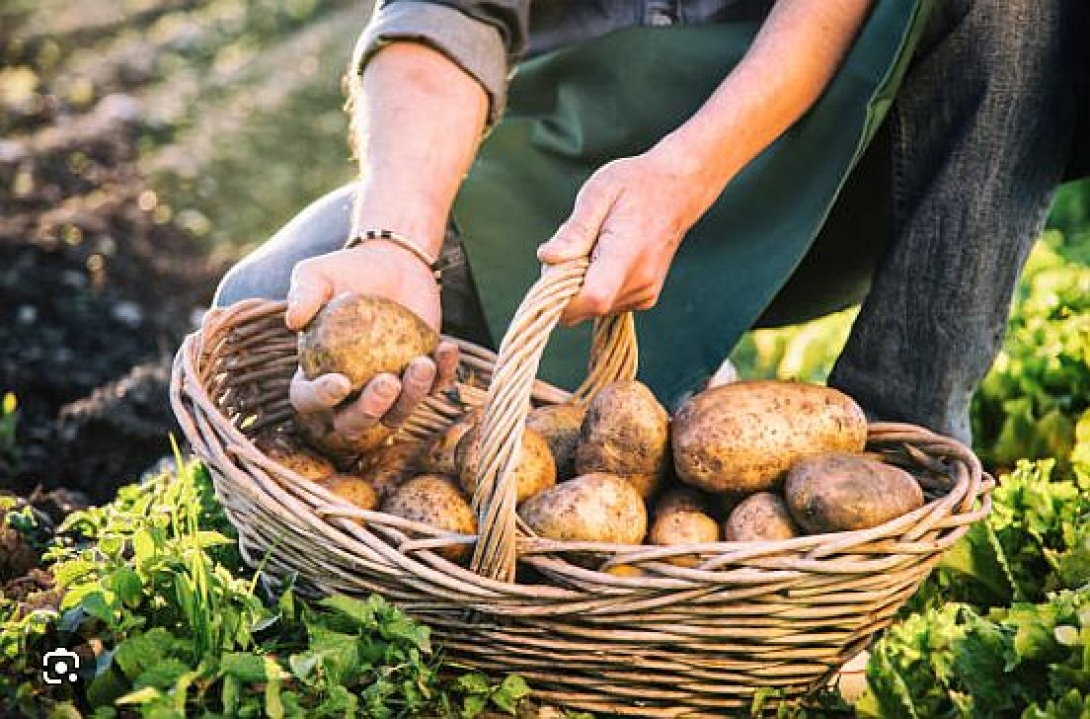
<box><xmin>171</xmin><ymin>258</ymin><xmax>993</xmax><ymax>716</ymax></box>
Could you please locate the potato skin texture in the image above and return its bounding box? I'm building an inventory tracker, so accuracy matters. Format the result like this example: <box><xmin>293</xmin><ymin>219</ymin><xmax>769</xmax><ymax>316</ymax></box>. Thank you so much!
<box><xmin>257</xmin><ymin>432</ymin><xmax>336</xmax><ymax>480</ymax></box>
<box><xmin>457</xmin><ymin>426</ymin><xmax>556</xmax><ymax>504</ymax></box>
<box><xmin>519</xmin><ymin>473</ymin><xmax>647</xmax><ymax>545</ymax></box>
<box><xmin>297</xmin><ymin>293</ymin><xmax>438</xmax><ymax>392</ymax></box>
<box><xmin>315</xmin><ymin>474</ymin><xmax>379</xmax><ymax>527</ymax></box>
<box><xmin>420</xmin><ymin>410</ymin><xmax>479</xmax><ymax>476</ymax></box>
<box><xmin>723</xmin><ymin>492</ymin><xmax>800</xmax><ymax>542</ymax></box>
<box><xmin>649</xmin><ymin>509</ymin><xmax>720</xmax><ymax>567</ymax></box>
<box><xmin>672</xmin><ymin>380</ymin><xmax>868</xmax><ymax>493</ymax></box>
<box><xmin>380</xmin><ymin>474</ymin><xmax>477</xmax><ymax>562</ymax></box>
<box><xmin>293</xmin><ymin>406</ymin><xmax>393</xmax><ymax>465</ymax></box>
<box><xmin>654</xmin><ymin>487</ymin><xmax>714</xmax><ymax>516</ymax></box>
<box><xmin>785</xmin><ymin>453</ymin><xmax>925</xmax><ymax>533</ymax></box>
<box><xmin>576</xmin><ymin>381</ymin><xmax>670</xmax><ymax>491</ymax></box>
<box><xmin>526</xmin><ymin>404</ymin><xmax>585</xmax><ymax>480</ymax></box>
<box><xmin>354</xmin><ymin>441</ymin><xmax>424</xmax><ymax>502</ymax></box>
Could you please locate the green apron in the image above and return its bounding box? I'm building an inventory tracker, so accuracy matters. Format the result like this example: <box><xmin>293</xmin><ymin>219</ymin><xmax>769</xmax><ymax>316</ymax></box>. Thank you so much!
<box><xmin>453</xmin><ymin>2</ymin><xmax>931</xmax><ymax>406</ymax></box>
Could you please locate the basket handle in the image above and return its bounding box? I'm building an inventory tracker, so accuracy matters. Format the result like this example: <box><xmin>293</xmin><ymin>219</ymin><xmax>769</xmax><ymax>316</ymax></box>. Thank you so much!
<box><xmin>468</xmin><ymin>258</ymin><xmax>638</xmax><ymax>581</ymax></box>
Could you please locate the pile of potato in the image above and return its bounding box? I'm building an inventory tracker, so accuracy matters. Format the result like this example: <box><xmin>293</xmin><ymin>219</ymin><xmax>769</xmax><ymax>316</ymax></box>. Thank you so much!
<box><xmin>260</xmin><ymin>294</ymin><xmax>927</xmax><ymax>567</ymax></box>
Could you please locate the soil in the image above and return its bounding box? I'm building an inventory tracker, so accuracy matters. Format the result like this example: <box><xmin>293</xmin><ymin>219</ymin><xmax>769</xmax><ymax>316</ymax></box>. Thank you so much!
<box><xmin>0</xmin><ymin>0</ymin><xmax>357</xmax><ymax>503</ymax></box>
<box><xmin>0</xmin><ymin>95</ymin><xmax>225</xmax><ymax>501</ymax></box>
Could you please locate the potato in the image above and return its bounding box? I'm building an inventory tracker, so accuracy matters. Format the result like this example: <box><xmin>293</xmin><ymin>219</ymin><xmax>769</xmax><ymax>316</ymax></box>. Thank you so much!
<box><xmin>354</xmin><ymin>441</ymin><xmax>424</xmax><ymax>502</ymax></box>
<box><xmin>526</xmin><ymin>404</ymin><xmax>586</xmax><ymax>480</ymax></box>
<box><xmin>575</xmin><ymin>381</ymin><xmax>670</xmax><ymax>495</ymax></box>
<box><xmin>420</xmin><ymin>410</ymin><xmax>480</xmax><ymax>476</ymax></box>
<box><xmin>256</xmin><ymin>432</ymin><xmax>335</xmax><ymax>480</ymax></box>
<box><xmin>293</xmin><ymin>406</ymin><xmax>393</xmax><ymax>465</ymax></box>
<box><xmin>654</xmin><ymin>487</ymin><xmax>714</xmax><ymax>516</ymax></box>
<box><xmin>297</xmin><ymin>293</ymin><xmax>438</xmax><ymax>393</ymax></box>
<box><xmin>785</xmin><ymin>452</ymin><xmax>925</xmax><ymax>533</ymax></box>
<box><xmin>672</xmin><ymin>380</ymin><xmax>868</xmax><ymax>493</ymax></box>
<box><xmin>519</xmin><ymin>473</ymin><xmax>647</xmax><ymax>545</ymax></box>
<box><xmin>380</xmin><ymin>474</ymin><xmax>477</xmax><ymax>562</ymax></box>
<box><xmin>649</xmin><ymin>507</ymin><xmax>720</xmax><ymax>567</ymax></box>
<box><xmin>315</xmin><ymin>474</ymin><xmax>379</xmax><ymax>526</ymax></box>
<box><xmin>723</xmin><ymin>492</ymin><xmax>800</xmax><ymax>542</ymax></box>
<box><xmin>457</xmin><ymin>425</ymin><xmax>556</xmax><ymax>504</ymax></box>
<box><xmin>604</xmin><ymin>564</ymin><xmax>645</xmax><ymax>578</ymax></box>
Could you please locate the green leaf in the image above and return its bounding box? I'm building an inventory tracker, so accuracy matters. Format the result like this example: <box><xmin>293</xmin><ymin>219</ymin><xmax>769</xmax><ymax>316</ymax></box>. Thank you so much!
<box><xmin>220</xmin><ymin>652</ymin><xmax>267</xmax><ymax>683</ymax></box>
<box><xmin>115</xmin><ymin>686</ymin><xmax>163</xmax><ymax>705</ymax></box>
<box><xmin>113</xmin><ymin>629</ymin><xmax>172</xmax><ymax>680</ymax></box>
<box><xmin>491</xmin><ymin>675</ymin><xmax>531</xmax><ymax>713</ymax></box>
<box><xmin>112</xmin><ymin>567</ymin><xmax>144</xmax><ymax>608</ymax></box>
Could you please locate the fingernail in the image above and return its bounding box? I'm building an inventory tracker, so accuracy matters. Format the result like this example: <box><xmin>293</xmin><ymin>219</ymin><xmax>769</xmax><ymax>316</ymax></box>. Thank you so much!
<box><xmin>409</xmin><ymin>362</ymin><xmax>431</xmax><ymax>380</ymax></box>
<box><xmin>376</xmin><ymin>378</ymin><xmax>398</xmax><ymax>398</ymax></box>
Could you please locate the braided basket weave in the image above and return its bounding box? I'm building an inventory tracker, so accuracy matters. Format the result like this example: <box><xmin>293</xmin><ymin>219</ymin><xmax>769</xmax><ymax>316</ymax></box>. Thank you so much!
<box><xmin>171</xmin><ymin>259</ymin><xmax>993</xmax><ymax>715</ymax></box>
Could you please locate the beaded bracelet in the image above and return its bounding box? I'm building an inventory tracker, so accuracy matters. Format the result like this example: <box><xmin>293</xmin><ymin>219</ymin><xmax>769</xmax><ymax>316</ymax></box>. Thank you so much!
<box><xmin>345</xmin><ymin>229</ymin><xmax>442</xmax><ymax>280</ymax></box>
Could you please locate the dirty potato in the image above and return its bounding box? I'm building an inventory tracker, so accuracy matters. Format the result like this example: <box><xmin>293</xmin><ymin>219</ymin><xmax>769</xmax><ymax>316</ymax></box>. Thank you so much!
<box><xmin>297</xmin><ymin>292</ymin><xmax>439</xmax><ymax>393</ymax></box>
<box><xmin>526</xmin><ymin>403</ymin><xmax>586</xmax><ymax>480</ymax></box>
<box><xmin>723</xmin><ymin>491</ymin><xmax>800</xmax><ymax>542</ymax></box>
<box><xmin>380</xmin><ymin>474</ymin><xmax>477</xmax><ymax>562</ymax></box>
<box><xmin>785</xmin><ymin>452</ymin><xmax>925</xmax><ymax>534</ymax></box>
<box><xmin>672</xmin><ymin>380</ymin><xmax>868</xmax><ymax>493</ymax></box>
<box><xmin>575</xmin><ymin>381</ymin><xmax>669</xmax><ymax>498</ymax></box>
<box><xmin>649</xmin><ymin>506</ymin><xmax>720</xmax><ymax>567</ymax></box>
<box><xmin>256</xmin><ymin>431</ymin><xmax>336</xmax><ymax>480</ymax></box>
<box><xmin>420</xmin><ymin>409</ymin><xmax>480</xmax><ymax>476</ymax></box>
<box><xmin>519</xmin><ymin>473</ymin><xmax>647</xmax><ymax>545</ymax></box>
<box><xmin>456</xmin><ymin>425</ymin><xmax>556</xmax><ymax>504</ymax></box>
<box><xmin>354</xmin><ymin>441</ymin><xmax>425</xmax><ymax>502</ymax></box>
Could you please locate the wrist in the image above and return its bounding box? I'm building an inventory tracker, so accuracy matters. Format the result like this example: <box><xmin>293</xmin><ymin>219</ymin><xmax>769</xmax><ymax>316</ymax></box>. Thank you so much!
<box><xmin>344</xmin><ymin>231</ymin><xmax>442</xmax><ymax>281</ymax></box>
<box><xmin>352</xmin><ymin>182</ymin><xmax>447</xmax><ymax>258</ymax></box>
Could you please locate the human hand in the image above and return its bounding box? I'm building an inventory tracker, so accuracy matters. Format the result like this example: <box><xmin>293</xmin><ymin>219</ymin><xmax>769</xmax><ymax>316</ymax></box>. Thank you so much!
<box><xmin>285</xmin><ymin>241</ymin><xmax>459</xmax><ymax>438</ymax></box>
<box><xmin>536</xmin><ymin>139</ymin><xmax>727</xmax><ymax>326</ymax></box>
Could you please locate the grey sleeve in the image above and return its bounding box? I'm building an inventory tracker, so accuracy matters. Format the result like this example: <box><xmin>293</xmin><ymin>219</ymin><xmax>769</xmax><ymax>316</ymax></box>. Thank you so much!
<box><xmin>351</xmin><ymin>1</ymin><xmax>527</xmax><ymax>124</ymax></box>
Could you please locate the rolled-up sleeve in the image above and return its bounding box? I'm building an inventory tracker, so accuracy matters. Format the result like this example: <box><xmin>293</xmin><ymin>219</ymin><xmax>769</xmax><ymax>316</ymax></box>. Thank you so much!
<box><xmin>351</xmin><ymin>1</ymin><xmax>530</xmax><ymax>125</ymax></box>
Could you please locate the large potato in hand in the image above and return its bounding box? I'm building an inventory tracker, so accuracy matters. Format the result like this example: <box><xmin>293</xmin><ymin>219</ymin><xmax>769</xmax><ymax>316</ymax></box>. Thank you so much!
<box><xmin>786</xmin><ymin>453</ymin><xmax>924</xmax><ymax>533</ymax></box>
<box><xmin>723</xmin><ymin>492</ymin><xmax>800</xmax><ymax>542</ymax></box>
<box><xmin>381</xmin><ymin>474</ymin><xmax>477</xmax><ymax>562</ymax></box>
<box><xmin>526</xmin><ymin>404</ymin><xmax>585</xmax><ymax>480</ymax></box>
<box><xmin>672</xmin><ymin>380</ymin><xmax>868</xmax><ymax>493</ymax></box>
<box><xmin>519</xmin><ymin>473</ymin><xmax>647</xmax><ymax>545</ymax></box>
<box><xmin>457</xmin><ymin>425</ymin><xmax>556</xmax><ymax>504</ymax></box>
<box><xmin>575</xmin><ymin>381</ymin><xmax>669</xmax><ymax>497</ymax></box>
<box><xmin>297</xmin><ymin>293</ymin><xmax>439</xmax><ymax>392</ymax></box>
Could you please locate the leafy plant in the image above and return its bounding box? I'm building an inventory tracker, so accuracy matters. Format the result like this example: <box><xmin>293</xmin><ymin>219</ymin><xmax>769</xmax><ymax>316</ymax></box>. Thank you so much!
<box><xmin>0</xmin><ymin>449</ymin><xmax>534</xmax><ymax>718</ymax></box>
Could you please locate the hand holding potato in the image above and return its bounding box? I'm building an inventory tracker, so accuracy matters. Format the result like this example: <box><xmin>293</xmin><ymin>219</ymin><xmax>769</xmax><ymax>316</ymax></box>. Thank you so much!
<box><xmin>286</xmin><ymin>243</ymin><xmax>459</xmax><ymax>441</ymax></box>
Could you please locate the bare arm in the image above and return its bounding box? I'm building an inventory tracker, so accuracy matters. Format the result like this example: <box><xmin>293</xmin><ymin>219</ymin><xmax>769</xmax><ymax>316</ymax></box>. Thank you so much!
<box><xmin>539</xmin><ymin>0</ymin><xmax>875</xmax><ymax>324</ymax></box>
<box><xmin>286</xmin><ymin>42</ymin><xmax>487</xmax><ymax>434</ymax></box>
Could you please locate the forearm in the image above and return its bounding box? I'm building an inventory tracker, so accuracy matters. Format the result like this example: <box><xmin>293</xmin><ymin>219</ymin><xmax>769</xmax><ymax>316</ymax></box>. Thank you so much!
<box><xmin>350</xmin><ymin>42</ymin><xmax>489</xmax><ymax>258</ymax></box>
<box><xmin>662</xmin><ymin>0</ymin><xmax>873</xmax><ymax>188</ymax></box>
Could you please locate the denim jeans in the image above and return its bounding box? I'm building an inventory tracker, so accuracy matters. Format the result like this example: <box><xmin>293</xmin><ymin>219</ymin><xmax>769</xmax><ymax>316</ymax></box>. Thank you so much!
<box><xmin>214</xmin><ymin>0</ymin><xmax>1085</xmax><ymax>444</ymax></box>
<box><xmin>826</xmin><ymin>0</ymin><xmax>1083</xmax><ymax>443</ymax></box>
